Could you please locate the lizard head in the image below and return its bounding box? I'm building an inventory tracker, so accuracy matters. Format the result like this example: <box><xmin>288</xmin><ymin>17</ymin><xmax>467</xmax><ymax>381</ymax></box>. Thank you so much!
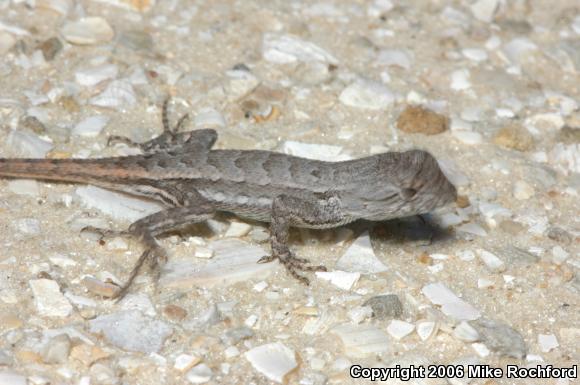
<box><xmin>375</xmin><ymin>150</ymin><xmax>457</xmax><ymax>218</ymax></box>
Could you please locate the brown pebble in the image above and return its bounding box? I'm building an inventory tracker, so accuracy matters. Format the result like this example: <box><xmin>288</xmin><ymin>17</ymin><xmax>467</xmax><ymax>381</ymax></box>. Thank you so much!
<box><xmin>21</xmin><ymin>116</ymin><xmax>47</xmax><ymax>134</ymax></box>
<box><xmin>417</xmin><ymin>252</ymin><xmax>433</xmax><ymax>265</ymax></box>
<box><xmin>37</xmin><ymin>37</ymin><xmax>63</xmax><ymax>61</ymax></box>
<box><xmin>557</xmin><ymin>126</ymin><xmax>580</xmax><ymax>144</ymax></box>
<box><xmin>456</xmin><ymin>195</ymin><xmax>470</xmax><ymax>208</ymax></box>
<box><xmin>493</xmin><ymin>125</ymin><xmax>534</xmax><ymax>151</ymax></box>
<box><xmin>498</xmin><ymin>220</ymin><xmax>526</xmax><ymax>235</ymax></box>
<box><xmin>70</xmin><ymin>344</ymin><xmax>111</xmax><ymax>366</ymax></box>
<box><xmin>163</xmin><ymin>304</ymin><xmax>188</xmax><ymax>321</ymax></box>
<box><xmin>396</xmin><ymin>105</ymin><xmax>449</xmax><ymax>135</ymax></box>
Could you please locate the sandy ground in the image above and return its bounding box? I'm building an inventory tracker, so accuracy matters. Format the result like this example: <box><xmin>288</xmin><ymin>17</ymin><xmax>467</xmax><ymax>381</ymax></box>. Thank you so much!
<box><xmin>0</xmin><ymin>0</ymin><xmax>578</xmax><ymax>384</ymax></box>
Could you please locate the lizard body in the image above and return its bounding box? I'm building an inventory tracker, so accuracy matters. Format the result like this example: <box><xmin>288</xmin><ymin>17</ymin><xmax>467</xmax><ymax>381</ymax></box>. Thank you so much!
<box><xmin>0</xmin><ymin>101</ymin><xmax>457</xmax><ymax>297</ymax></box>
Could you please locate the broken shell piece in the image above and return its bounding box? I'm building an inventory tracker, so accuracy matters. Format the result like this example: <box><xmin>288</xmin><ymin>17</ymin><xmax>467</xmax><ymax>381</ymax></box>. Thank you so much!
<box><xmin>315</xmin><ymin>270</ymin><xmax>360</xmax><ymax>290</ymax></box>
<box><xmin>387</xmin><ymin>320</ymin><xmax>415</xmax><ymax>340</ymax></box>
<box><xmin>245</xmin><ymin>343</ymin><xmax>298</xmax><ymax>384</ymax></box>
<box><xmin>194</xmin><ymin>108</ymin><xmax>226</xmax><ymax>129</ymax></box>
<box><xmin>61</xmin><ymin>17</ymin><xmax>114</xmax><ymax>45</ymax></box>
<box><xmin>253</xmin><ymin>105</ymin><xmax>281</xmax><ymax>123</ymax></box>
<box><xmin>82</xmin><ymin>276</ymin><xmax>121</xmax><ymax>298</ymax></box>
<box><xmin>416</xmin><ymin>321</ymin><xmax>438</xmax><ymax>341</ymax></box>
<box><xmin>331</xmin><ymin>323</ymin><xmax>390</xmax><ymax>357</ymax></box>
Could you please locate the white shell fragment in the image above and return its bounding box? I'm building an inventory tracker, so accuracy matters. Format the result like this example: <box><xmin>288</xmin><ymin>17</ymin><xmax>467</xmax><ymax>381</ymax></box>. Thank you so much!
<box><xmin>76</xmin><ymin>185</ymin><xmax>163</xmax><ymax>222</ymax></box>
<box><xmin>336</xmin><ymin>231</ymin><xmax>388</xmax><ymax>274</ymax></box>
<box><xmin>61</xmin><ymin>17</ymin><xmax>114</xmax><ymax>45</ymax></box>
<box><xmin>194</xmin><ymin>108</ymin><xmax>227</xmax><ymax>129</ymax></box>
<box><xmin>331</xmin><ymin>323</ymin><xmax>390</xmax><ymax>357</ymax></box>
<box><xmin>513</xmin><ymin>180</ymin><xmax>534</xmax><ymax>200</ymax></box>
<box><xmin>89</xmin><ymin>79</ymin><xmax>137</xmax><ymax>109</ymax></box>
<box><xmin>72</xmin><ymin>115</ymin><xmax>110</xmax><ymax>137</ymax></box>
<box><xmin>244</xmin><ymin>343</ymin><xmax>298</xmax><ymax>384</ymax></box>
<box><xmin>224</xmin><ymin>221</ymin><xmax>252</xmax><ymax>238</ymax></box>
<box><xmin>387</xmin><ymin>320</ymin><xmax>415</xmax><ymax>340</ymax></box>
<box><xmin>339</xmin><ymin>80</ymin><xmax>394</xmax><ymax>110</ymax></box>
<box><xmin>7</xmin><ymin>130</ymin><xmax>53</xmax><ymax>158</ymax></box>
<box><xmin>161</xmin><ymin>239</ymin><xmax>277</xmax><ymax>288</ymax></box>
<box><xmin>502</xmin><ymin>38</ymin><xmax>538</xmax><ymax>67</ymax></box>
<box><xmin>89</xmin><ymin>311</ymin><xmax>172</xmax><ymax>353</ymax></box>
<box><xmin>538</xmin><ymin>334</ymin><xmax>559</xmax><ymax>353</ymax></box>
<box><xmin>263</xmin><ymin>34</ymin><xmax>338</xmax><ymax>65</ymax></box>
<box><xmin>548</xmin><ymin>143</ymin><xmax>580</xmax><ymax>176</ymax></box>
<box><xmin>453</xmin><ymin>321</ymin><xmax>480</xmax><ymax>342</ymax></box>
<box><xmin>75</xmin><ymin>64</ymin><xmax>119</xmax><ymax>86</ymax></box>
<box><xmin>452</xmin><ymin>130</ymin><xmax>483</xmax><ymax>145</ymax></box>
<box><xmin>450</xmin><ymin>69</ymin><xmax>471</xmax><ymax>91</ymax></box>
<box><xmin>29</xmin><ymin>279</ymin><xmax>73</xmax><ymax>317</ymax></box>
<box><xmin>282</xmin><ymin>141</ymin><xmax>350</xmax><ymax>162</ymax></box>
<box><xmin>422</xmin><ymin>282</ymin><xmax>481</xmax><ymax>321</ymax></box>
<box><xmin>315</xmin><ymin>270</ymin><xmax>360</xmax><ymax>290</ymax></box>
<box><xmin>376</xmin><ymin>49</ymin><xmax>412</xmax><ymax>69</ymax></box>
<box><xmin>174</xmin><ymin>354</ymin><xmax>202</xmax><ymax>372</ymax></box>
<box><xmin>470</xmin><ymin>0</ymin><xmax>499</xmax><ymax>22</ymax></box>
<box><xmin>416</xmin><ymin>321</ymin><xmax>437</xmax><ymax>341</ymax></box>
<box><xmin>476</xmin><ymin>249</ymin><xmax>506</xmax><ymax>273</ymax></box>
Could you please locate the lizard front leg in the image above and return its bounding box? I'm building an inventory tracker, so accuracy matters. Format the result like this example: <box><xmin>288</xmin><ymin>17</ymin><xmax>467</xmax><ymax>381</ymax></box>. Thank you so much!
<box><xmin>87</xmin><ymin>200</ymin><xmax>215</xmax><ymax>299</ymax></box>
<box><xmin>259</xmin><ymin>192</ymin><xmax>350</xmax><ymax>284</ymax></box>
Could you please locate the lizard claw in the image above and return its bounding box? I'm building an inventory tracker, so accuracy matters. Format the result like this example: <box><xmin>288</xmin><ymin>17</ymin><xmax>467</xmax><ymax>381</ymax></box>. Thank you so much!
<box><xmin>107</xmin><ymin>135</ymin><xmax>138</xmax><ymax>148</ymax></box>
<box><xmin>81</xmin><ymin>226</ymin><xmax>128</xmax><ymax>240</ymax></box>
<box><xmin>261</xmin><ymin>251</ymin><xmax>327</xmax><ymax>285</ymax></box>
<box><xmin>257</xmin><ymin>255</ymin><xmax>276</xmax><ymax>264</ymax></box>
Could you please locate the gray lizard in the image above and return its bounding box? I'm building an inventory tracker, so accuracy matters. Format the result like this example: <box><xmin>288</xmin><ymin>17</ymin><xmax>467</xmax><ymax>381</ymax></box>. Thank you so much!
<box><xmin>0</xmin><ymin>100</ymin><xmax>457</xmax><ymax>297</ymax></box>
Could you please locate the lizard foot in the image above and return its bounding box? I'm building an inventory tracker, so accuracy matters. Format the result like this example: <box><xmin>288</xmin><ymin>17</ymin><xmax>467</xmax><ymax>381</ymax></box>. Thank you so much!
<box><xmin>258</xmin><ymin>252</ymin><xmax>327</xmax><ymax>285</ymax></box>
<box><xmin>115</xmin><ymin>244</ymin><xmax>167</xmax><ymax>301</ymax></box>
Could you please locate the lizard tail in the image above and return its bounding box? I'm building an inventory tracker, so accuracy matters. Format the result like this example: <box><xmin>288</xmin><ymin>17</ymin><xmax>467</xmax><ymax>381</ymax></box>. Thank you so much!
<box><xmin>0</xmin><ymin>157</ymin><xmax>150</xmax><ymax>183</ymax></box>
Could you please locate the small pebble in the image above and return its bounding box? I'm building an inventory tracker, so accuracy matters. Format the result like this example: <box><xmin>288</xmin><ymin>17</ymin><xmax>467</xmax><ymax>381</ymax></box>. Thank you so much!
<box><xmin>396</xmin><ymin>105</ymin><xmax>449</xmax><ymax>135</ymax></box>
<box><xmin>37</xmin><ymin>37</ymin><xmax>62</xmax><ymax>61</ymax></box>
<box><xmin>163</xmin><ymin>304</ymin><xmax>188</xmax><ymax>322</ymax></box>
<box><xmin>29</xmin><ymin>279</ymin><xmax>73</xmax><ymax>317</ymax></box>
<box><xmin>493</xmin><ymin>125</ymin><xmax>535</xmax><ymax>151</ymax></box>
<box><xmin>41</xmin><ymin>334</ymin><xmax>71</xmax><ymax>364</ymax></box>
<box><xmin>224</xmin><ymin>222</ymin><xmax>252</xmax><ymax>238</ymax></box>
<box><xmin>472</xmin><ymin>318</ymin><xmax>527</xmax><ymax>359</ymax></box>
<box><xmin>339</xmin><ymin>80</ymin><xmax>394</xmax><ymax>110</ymax></box>
<box><xmin>363</xmin><ymin>294</ymin><xmax>403</xmax><ymax>320</ymax></box>
<box><xmin>89</xmin><ymin>310</ymin><xmax>173</xmax><ymax>353</ymax></box>
<box><xmin>513</xmin><ymin>180</ymin><xmax>534</xmax><ymax>200</ymax></box>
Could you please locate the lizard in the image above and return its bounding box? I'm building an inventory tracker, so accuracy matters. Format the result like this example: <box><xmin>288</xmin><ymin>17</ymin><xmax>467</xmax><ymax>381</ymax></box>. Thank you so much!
<box><xmin>0</xmin><ymin>99</ymin><xmax>458</xmax><ymax>298</ymax></box>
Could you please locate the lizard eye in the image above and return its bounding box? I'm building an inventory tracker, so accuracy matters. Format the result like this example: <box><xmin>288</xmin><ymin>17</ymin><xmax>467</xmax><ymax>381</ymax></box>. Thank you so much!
<box><xmin>400</xmin><ymin>188</ymin><xmax>417</xmax><ymax>200</ymax></box>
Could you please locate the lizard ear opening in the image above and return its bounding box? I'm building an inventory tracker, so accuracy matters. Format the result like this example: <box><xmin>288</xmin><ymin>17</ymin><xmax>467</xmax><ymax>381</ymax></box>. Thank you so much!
<box><xmin>400</xmin><ymin>187</ymin><xmax>417</xmax><ymax>200</ymax></box>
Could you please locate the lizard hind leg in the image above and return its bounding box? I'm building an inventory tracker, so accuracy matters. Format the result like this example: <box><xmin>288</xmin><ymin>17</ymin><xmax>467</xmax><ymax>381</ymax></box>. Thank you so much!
<box><xmin>84</xmin><ymin>202</ymin><xmax>216</xmax><ymax>300</ymax></box>
<box><xmin>107</xmin><ymin>98</ymin><xmax>217</xmax><ymax>155</ymax></box>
